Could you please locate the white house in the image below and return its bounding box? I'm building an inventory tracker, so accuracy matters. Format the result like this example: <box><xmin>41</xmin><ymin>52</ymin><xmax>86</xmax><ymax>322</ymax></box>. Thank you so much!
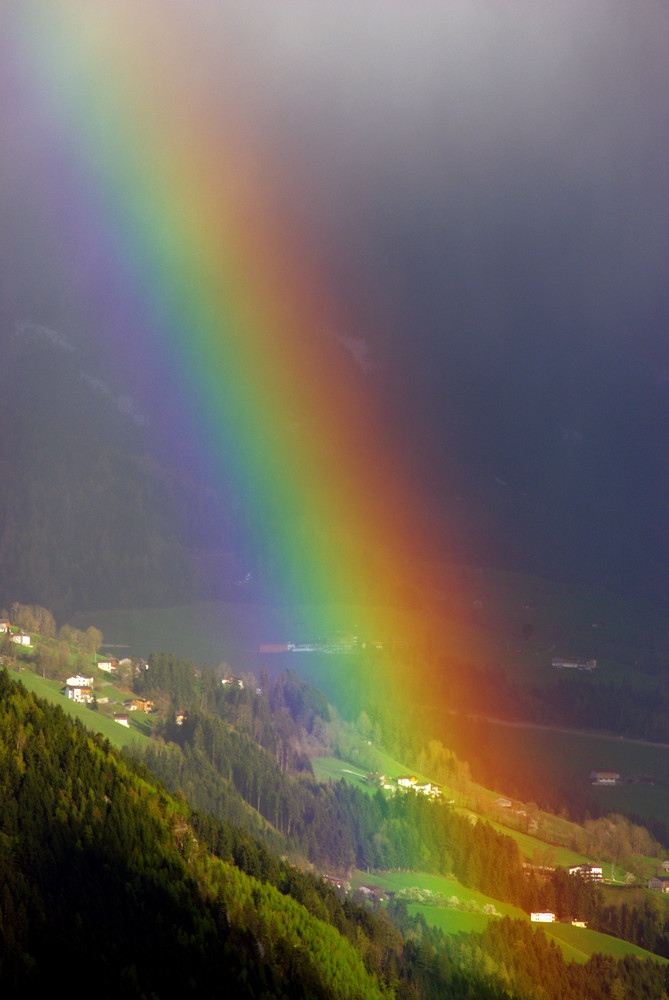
<box><xmin>113</xmin><ymin>713</ymin><xmax>129</xmax><ymax>727</ymax></box>
<box><xmin>568</xmin><ymin>864</ymin><xmax>603</xmax><ymax>881</ymax></box>
<box><xmin>97</xmin><ymin>659</ymin><xmax>119</xmax><ymax>674</ymax></box>
<box><xmin>530</xmin><ymin>912</ymin><xmax>556</xmax><ymax>923</ymax></box>
<box><xmin>415</xmin><ymin>782</ymin><xmax>442</xmax><ymax>798</ymax></box>
<box><xmin>66</xmin><ymin>675</ymin><xmax>95</xmax><ymax>688</ymax></box>
<box><xmin>11</xmin><ymin>632</ymin><xmax>31</xmax><ymax>646</ymax></box>
<box><xmin>65</xmin><ymin>685</ymin><xmax>93</xmax><ymax>704</ymax></box>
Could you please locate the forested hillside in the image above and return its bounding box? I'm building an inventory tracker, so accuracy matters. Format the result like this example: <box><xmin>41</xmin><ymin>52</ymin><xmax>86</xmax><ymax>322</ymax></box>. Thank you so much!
<box><xmin>0</xmin><ymin>325</ymin><xmax>233</xmax><ymax>617</ymax></box>
<box><xmin>0</xmin><ymin>670</ymin><xmax>407</xmax><ymax>997</ymax></box>
<box><xmin>130</xmin><ymin>657</ymin><xmax>607</xmax><ymax>918</ymax></box>
<box><xmin>3</xmin><ymin>669</ymin><xmax>669</xmax><ymax>998</ymax></box>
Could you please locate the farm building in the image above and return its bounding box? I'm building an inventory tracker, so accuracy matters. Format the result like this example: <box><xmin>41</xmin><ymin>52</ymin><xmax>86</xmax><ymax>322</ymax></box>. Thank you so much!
<box><xmin>97</xmin><ymin>658</ymin><xmax>119</xmax><ymax>673</ymax></box>
<box><xmin>123</xmin><ymin>697</ymin><xmax>154</xmax><ymax>713</ymax></box>
<box><xmin>552</xmin><ymin>657</ymin><xmax>597</xmax><ymax>671</ymax></box>
<box><xmin>568</xmin><ymin>864</ymin><xmax>603</xmax><ymax>881</ymax></box>
<box><xmin>647</xmin><ymin>876</ymin><xmax>669</xmax><ymax>892</ymax></box>
<box><xmin>590</xmin><ymin>771</ymin><xmax>619</xmax><ymax>785</ymax></box>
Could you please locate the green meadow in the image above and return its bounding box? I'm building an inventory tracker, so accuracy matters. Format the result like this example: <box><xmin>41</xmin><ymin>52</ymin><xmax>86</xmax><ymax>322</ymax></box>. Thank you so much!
<box><xmin>541</xmin><ymin>922</ymin><xmax>668</xmax><ymax>965</ymax></box>
<box><xmin>312</xmin><ymin>757</ymin><xmax>373</xmax><ymax>793</ymax></box>
<box><xmin>408</xmin><ymin>905</ymin><xmax>491</xmax><ymax>936</ymax></box>
<box><xmin>480</xmin><ymin>815</ymin><xmax>593</xmax><ymax>869</ymax></box>
<box><xmin>6</xmin><ymin>665</ymin><xmax>151</xmax><ymax>749</ymax></box>
<box><xmin>312</xmin><ymin>748</ymin><xmax>439</xmax><ymax>794</ymax></box>
<box><xmin>351</xmin><ymin>868</ymin><xmax>668</xmax><ymax>964</ymax></box>
<box><xmin>353</xmin><ymin>869</ymin><xmax>525</xmax><ymax>918</ymax></box>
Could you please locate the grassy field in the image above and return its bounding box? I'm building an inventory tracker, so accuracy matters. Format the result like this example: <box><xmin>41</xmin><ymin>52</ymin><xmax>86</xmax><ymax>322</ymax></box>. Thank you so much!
<box><xmin>7</xmin><ymin>665</ymin><xmax>152</xmax><ymax>749</ymax></box>
<box><xmin>402</xmin><ymin>902</ymin><xmax>660</xmax><ymax>966</ymax></box>
<box><xmin>312</xmin><ymin>748</ymin><xmax>440</xmax><ymax>794</ymax></box>
<box><xmin>312</xmin><ymin>757</ymin><xmax>374</xmax><ymax>794</ymax></box>
<box><xmin>351</xmin><ymin>868</ymin><xmax>668</xmax><ymax>964</ymax></box>
<box><xmin>352</xmin><ymin>869</ymin><xmax>525</xmax><ymax>917</ymax></box>
<box><xmin>408</xmin><ymin>905</ymin><xmax>491</xmax><ymax>936</ymax></box>
<box><xmin>479</xmin><ymin>815</ymin><xmax>593</xmax><ymax>869</ymax></box>
<box><xmin>542</xmin><ymin>921</ymin><xmax>668</xmax><ymax>965</ymax></box>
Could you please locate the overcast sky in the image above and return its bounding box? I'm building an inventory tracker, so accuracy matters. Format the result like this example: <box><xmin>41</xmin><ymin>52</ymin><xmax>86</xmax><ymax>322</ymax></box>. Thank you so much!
<box><xmin>2</xmin><ymin>1</ymin><xmax>668</xmax><ymax>598</ymax></box>
<box><xmin>222</xmin><ymin>1</ymin><xmax>669</xmax><ymax>596</ymax></box>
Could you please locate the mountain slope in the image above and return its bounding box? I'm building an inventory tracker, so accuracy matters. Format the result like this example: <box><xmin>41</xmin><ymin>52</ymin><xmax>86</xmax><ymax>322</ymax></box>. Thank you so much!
<box><xmin>0</xmin><ymin>670</ymin><xmax>394</xmax><ymax>996</ymax></box>
<box><xmin>0</xmin><ymin>324</ymin><xmax>200</xmax><ymax>617</ymax></box>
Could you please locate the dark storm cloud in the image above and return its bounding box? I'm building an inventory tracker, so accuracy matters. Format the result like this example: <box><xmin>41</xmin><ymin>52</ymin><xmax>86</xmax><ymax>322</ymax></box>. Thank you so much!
<box><xmin>230</xmin><ymin>1</ymin><xmax>667</xmax><ymax>352</ymax></box>
<box><xmin>221</xmin><ymin>1</ymin><xmax>668</xmax><ymax>595</ymax></box>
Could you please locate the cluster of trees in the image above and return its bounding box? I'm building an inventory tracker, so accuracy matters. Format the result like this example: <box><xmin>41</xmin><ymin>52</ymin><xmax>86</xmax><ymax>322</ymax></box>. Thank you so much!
<box><xmin>136</xmin><ymin>655</ymin><xmax>330</xmax><ymax>774</ymax></box>
<box><xmin>597</xmin><ymin>898</ymin><xmax>669</xmax><ymax>961</ymax></box>
<box><xmin>1</xmin><ymin>603</ymin><xmax>105</xmax><ymax>683</ymax></box>
<box><xmin>457</xmin><ymin>916</ymin><xmax>669</xmax><ymax>1000</ymax></box>
<box><xmin>0</xmin><ymin>672</ymin><xmax>269</xmax><ymax>994</ymax></box>
<box><xmin>0</xmin><ymin>330</ymin><xmax>201</xmax><ymax>619</ymax></box>
<box><xmin>4</xmin><ymin>602</ymin><xmax>56</xmax><ymax>637</ymax></box>
<box><xmin>134</xmin><ymin>651</ymin><xmax>198</xmax><ymax>710</ymax></box>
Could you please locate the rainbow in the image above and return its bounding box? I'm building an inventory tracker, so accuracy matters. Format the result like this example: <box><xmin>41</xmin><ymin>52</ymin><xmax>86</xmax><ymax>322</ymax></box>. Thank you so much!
<box><xmin>5</xmin><ymin>4</ymin><xmax>489</xmax><ymax>709</ymax></box>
